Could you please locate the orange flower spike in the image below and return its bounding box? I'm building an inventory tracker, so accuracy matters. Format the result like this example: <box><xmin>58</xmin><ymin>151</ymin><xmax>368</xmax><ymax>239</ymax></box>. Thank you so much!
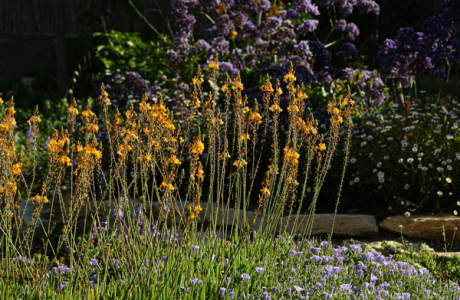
<box><xmin>208</xmin><ymin>58</ymin><xmax>219</xmax><ymax>70</ymax></box>
<box><xmin>317</xmin><ymin>143</ymin><xmax>326</xmax><ymax>151</ymax></box>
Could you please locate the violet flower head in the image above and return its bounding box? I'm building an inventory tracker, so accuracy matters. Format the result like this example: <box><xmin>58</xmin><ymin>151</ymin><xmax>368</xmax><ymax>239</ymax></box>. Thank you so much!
<box><xmin>241</xmin><ymin>273</ymin><xmax>251</xmax><ymax>281</ymax></box>
<box><xmin>338</xmin><ymin>43</ymin><xmax>359</xmax><ymax>60</ymax></box>
<box><xmin>294</xmin><ymin>0</ymin><xmax>319</xmax><ymax>15</ymax></box>
<box><xmin>294</xmin><ymin>285</ymin><xmax>305</xmax><ymax>292</ymax></box>
<box><xmin>345</xmin><ymin>23</ymin><xmax>360</xmax><ymax>40</ymax></box>
<box><xmin>256</xmin><ymin>267</ymin><xmax>264</xmax><ymax>274</ymax></box>
<box><xmin>298</xmin><ymin>19</ymin><xmax>319</xmax><ymax>35</ymax></box>
<box><xmin>336</xmin><ymin>19</ymin><xmax>347</xmax><ymax>31</ymax></box>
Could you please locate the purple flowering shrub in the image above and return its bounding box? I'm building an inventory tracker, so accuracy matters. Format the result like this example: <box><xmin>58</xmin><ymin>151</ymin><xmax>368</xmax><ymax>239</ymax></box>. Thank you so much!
<box><xmin>374</xmin><ymin>0</ymin><xmax>460</xmax><ymax>88</ymax></box>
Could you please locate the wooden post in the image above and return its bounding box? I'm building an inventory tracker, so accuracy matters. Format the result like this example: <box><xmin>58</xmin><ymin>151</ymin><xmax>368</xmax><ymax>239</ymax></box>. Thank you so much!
<box><xmin>55</xmin><ymin>0</ymin><xmax>68</xmax><ymax>98</ymax></box>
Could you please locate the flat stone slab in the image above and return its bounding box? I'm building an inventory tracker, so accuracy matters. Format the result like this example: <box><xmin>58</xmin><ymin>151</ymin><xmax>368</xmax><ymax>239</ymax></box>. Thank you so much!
<box><xmin>379</xmin><ymin>214</ymin><xmax>460</xmax><ymax>240</ymax></box>
<box><xmin>282</xmin><ymin>214</ymin><xmax>379</xmax><ymax>237</ymax></box>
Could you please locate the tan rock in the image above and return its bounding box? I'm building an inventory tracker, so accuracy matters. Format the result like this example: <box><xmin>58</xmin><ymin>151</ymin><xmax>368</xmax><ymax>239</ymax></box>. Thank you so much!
<box><xmin>281</xmin><ymin>214</ymin><xmax>379</xmax><ymax>237</ymax></box>
<box><xmin>379</xmin><ymin>214</ymin><xmax>460</xmax><ymax>240</ymax></box>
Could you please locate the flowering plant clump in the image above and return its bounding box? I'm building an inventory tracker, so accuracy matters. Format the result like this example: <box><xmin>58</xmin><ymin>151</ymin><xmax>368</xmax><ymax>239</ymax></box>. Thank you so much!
<box><xmin>374</xmin><ymin>0</ymin><xmax>460</xmax><ymax>87</ymax></box>
<box><xmin>323</xmin><ymin>98</ymin><xmax>460</xmax><ymax>215</ymax></box>
<box><xmin>0</xmin><ymin>60</ymin><xmax>366</xmax><ymax>297</ymax></box>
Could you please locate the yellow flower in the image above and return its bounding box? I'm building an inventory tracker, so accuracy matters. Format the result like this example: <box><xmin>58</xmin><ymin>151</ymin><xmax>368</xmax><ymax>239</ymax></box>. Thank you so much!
<box><xmin>270</xmin><ymin>105</ymin><xmax>283</xmax><ymax>113</ymax></box>
<box><xmin>82</xmin><ymin>110</ymin><xmax>94</xmax><ymax>118</ymax></box>
<box><xmin>230</xmin><ymin>31</ymin><xmax>238</xmax><ymax>40</ymax></box>
<box><xmin>13</xmin><ymin>163</ymin><xmax>22</xmax><ymax>175</ymax></box>
<box><xmin>27</xmin><ymin>115</ymin><xmax>41</xmax><ymax>125</ymax></box>
<box><xmin>342</xmin><ymin>98</ymin><xmax>349</xmax><ymax>106</ymax></box>
<box><xmin>209</xmin><ymin>60</ymin><xmax>219</xmax><ymax>70</ymax></box>
<box><xmin>233</xmin><ymin>159</ymin><xmax>248</xmax><ymax>168</ymax></box>
<box><xmin>260</xmin><ymin>187</ymin><xmax>270</xmax><ymax>197</ymax></box>
<box><xmin>277</xmin><ymin>88</ymin><xmax>283</xmax><ymax>95</ymax></box>
<box><xmin>283</xmin><ymin>72</ymin><xmax>296</xmax><ymax>83</ymax></box>
<box><xmin>317</xmin><ymin>143</ymin><xmax>326</xmax><ymax>151</ymax></box>
<box><xmin>241</xmin><ymin>133</ymin><xmax>250</xmax><ymax>140</ymax></box>
<box><xmin>59</xmin><ymin>156</ymin><xmax>71</xmax><ymax>166</ymax></box>
<box><xmin>222</xmin><ymin>84</ymin><xmax>228</xmax><ymax>92</ymax></box>
<box><xmin>191</xmin><ymin>138</ymin><xmax>205</xmax><ymax>155</ymax></box>
<box><xmin>232</xmin><ymin>81</ymin><xmax>243</xmax><ymax>90</ymax></box>
<box><xmin>192</xmin><ymin>77</ymin><xmax>204</xmax><ymax>85</ymax></box>
<box><xmin>242</xmin><ymin>107</ymin><xmax>249</xmax><ymax>114</ymax></box>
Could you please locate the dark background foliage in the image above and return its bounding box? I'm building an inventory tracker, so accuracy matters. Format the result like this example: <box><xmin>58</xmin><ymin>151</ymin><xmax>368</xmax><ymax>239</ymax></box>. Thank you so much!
<box><xmin>0</xmin><ymin>0</ymin><xmax>443</xmax><ymax>107</ymax></box>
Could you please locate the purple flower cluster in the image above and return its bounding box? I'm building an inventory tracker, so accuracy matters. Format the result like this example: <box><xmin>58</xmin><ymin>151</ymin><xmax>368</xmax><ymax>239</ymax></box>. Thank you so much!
<box><xmin>374</xmin><ymin>0</ymin><xmax>460</xmax><ymax>84</ymax></box>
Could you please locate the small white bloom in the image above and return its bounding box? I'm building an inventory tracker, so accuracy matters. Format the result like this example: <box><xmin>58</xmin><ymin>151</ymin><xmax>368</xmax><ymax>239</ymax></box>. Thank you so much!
<box><xmin>384</xmin><ymin>155</ymin><xmax>389</xmax><ymax>160</ymax></box>
<box><xmin>373</xmin><ymin>169</ymin><xmax>378</xmax><ymax>173</ymax></box>
<box><xmin>437</xmin><ymin>167</ymin><xmax>444</xmax><ymax>172</ymax></box>
<box><xmin>388</xmin><ymin>137</ymin><xmax>393</xmax><ymax>141</ymax></box>
<box><xmin>369</xmin><ymin>153</ymin><xmax>373</xmax><ymax>157</ymax></box>
<box><xmin>349</xmin><ymin>181</ymin><xmax>354</xmax><ymax>186</ymax></box>
<box><xmin>367</xmin><ymin>135</ymin><xmax>374</xmax><ymax>141</ymax></box>
<box><xmin>429</xmin><ymin>164</ymin><xmax>433</xmax><ymax>168</ymax></box>
<box><xmin>404</xmin><ymin>172</ymin><xmax>408</xmax><ymax>176</ymax></box>
<box><xmin>418</xmin><ymin>164</ymin><xmax>422</xmax><ymax>169</ymax></box>
<box><xmin>422</xmin><ymin>167</ymin><xmax>428</xmax><ymax>171</ymax></box>
<box><xmin>446</xmin><ymin>134</ymin><xmax>453</xmax><ymax>140</ymax></box>
<box><xmin>417</xmin><ymin>153</ymin><xmax>424</xmax><ymax>157</ymax></box>
<box><xmin>350</xmin><ymin>158</ymin><xmax>356</xmax><ymax>163</ymax></box>
<box><xmin>442</xmin><ymin>161</ymin><xmax>447</xmax><ymax>165</ymax></box>
<box><xmin>377</xmin><ymin>162</ymin><xmax>382</xmax><ymax>167</ymax></box>
<box><xmin>398</xmin><ymin>158</ymin><xmax>403</xmax><ymax>163</ymax></box>
<box><xmin>447</xmin><ymin>165</ymin><xmax>453</xmax><ymax>171</ymax></box>
<box><xmin>455</xmin><ymin>210</ymin><xmax>458</xmax><ymax>216</ymax></box>
<box><xmin>433</xmin><ymin>130</ymin><xmax>439</xmax><ymax>134</ymax></box>
<box><xmin>457</xmin><ymin>201</ymin><xmax>460</xmax><ymax>206</ymax></box>
<box><xmin>412</xmin><ymin>147</ymin><xmax>418</xmax><ymax>152</ymax></box>
<box><xmin>307</xmin><ymin>188</ymin><xmax>312</xmax><ymax>192</ymax></box>
<box><xmin>354</xmin><ymin>177</ymin><xmax>360</xmax><ymax>183</ymax></box>
<box><xmin>378</xmin><ymin>177</ymin><xmax>385</xmax><ymax>183</ymax></box>
<box><xmin>407</xmin><ymin>158</ymin><xmax>414</xmax><ymax>163</ymax></box>
<box><xmin>377</xmin><ymin>171</ymin><xmax>385</xmax><ymax>177</ymax></box>
<box><xmin>457</xmin><ymin>153</ymin><xmax>460</xmax><ymax>160</ymax></box>
<box><xmin>446</xmin><ymin>178</ymin><xmax>452</xmax><ymax>183</ymax></box>
<box><xmin>404</xmin><ymin>184</ymin><xmax>410</xmax><ymax>189</ymax></box>
<box><xmin>437</xmin><ymin>191</ymin><xmax>443</xmax><ymax>196</ymax></box>
<box><xmin>404</xmin><ymin>212</ymin><xmax>410</xmax><ymax>218</ymax></box>
<box><xmin>447</xmin><ymin>159</ymin><xmax>452</xmax><ymax>163</ymax></box>
<box><xmin>361</xmin><ymin>142</ymin><xmax>367</xmax><ymax>147</ymax></box>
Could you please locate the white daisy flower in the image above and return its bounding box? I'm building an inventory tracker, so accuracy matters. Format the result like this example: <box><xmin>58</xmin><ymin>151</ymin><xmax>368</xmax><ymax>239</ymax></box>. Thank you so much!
<box><xmin>417</xmin><ymin>153</ymin><xmax>424</xmax><ymax>157</ymax></box>
<box><xmin>373</xmin><ymin>169</ymin><xmax>378</xmax><ymax>173</ymax></box>
<box><xmin>457</xmin><ymin>153</ymin><xmax>460</xmax><ymax>160</ymax></box>
<box><xmin>447</xmin><ymin>165</ymin><xmax>453</xmax><ymax>171</ymax></box>
<box><xmin>388</xmin><ymin>137</ymin><xmax>393</xmax><ymax>141</ymax></box>
<box><xmin>446</xmin><ymin>134</ymin><xmax>453</xmax><ymax>140</ymax></box>
<box><xmin>378</xmin><ymin>177</ymin><xmax>385</xmax><ymax>183</ymax></box>
<box><xmin>366</xmin><ymin>121</ymin><xmax>372</xmax><ymax>125</ymax></box>
<box><xmin>367</xmin><ymin>135</ymin><xmax>374</xmax><ymax>141</ymax></box>
<box><xmin>361</xmin><ymin>142</ymin><xmax>367</xmax><ymax>147</ymax></box>
<box><xmin>354</xmin><ymin>177</ymin><xmax>360</xmax><ymax>183</ymax></box>
<box><xmin>377</xmin><ymin>162</ymin><xmax>382</xmax><ymax>167</ymax></box>
<box><xmin>404</xmin><ymin>172</ymin><xmax>408</xmax><ymax>176</ymax></box>
<box><xmin>446</xmin><ymin>178</ymin><xmax>452</xmax><ymax>183</ymax></box>
<box><xmin>457</xmin><ymin>201</ymin><xmax>460</xmax><ymax>206</ymax></box>
<box><xmin>442</xmin><ymin>161</ymin><xmax>447</xmax><ymax>165</ymax></box>
<box><xmin>349</xmin><ymin>181</ymin><xmax>354</xmax><ymax>186</ymax></box>
<box><xmin>404</xmin><ymin>184</ymin><xmax>410</xmax><ymax>189</ymax></box>
<box><xmin>437</xmin><ymin>191</ymin><xmax>443</xmax><ymax>196</ymax></box>
<box><xmin>454</xmin><ymin>210</ymin><xmax>458</xmax><ymax>216</ymax></box>
<box><xmin>433</xmin><ymin>130</ymin><xmax>439</xmax><ymax>134</ymax></box>
<box><xmin>369</xmin><ymin>153</ymin><xmax>373</xmax><ymax>157</ymax></box>
<box><xmin>398</xmin><ymin>158</ymin><xmax>403</xmax><ymax>163</ymax></box>
<box><xmin>412</xmin><ymin>147</ymin><xmax>418</xmax><ymax>152</ymax></box>
<box><xmin>405</xmin><ymin>212</ymin><xmax>410</xmax><ymax>218</ymax></box>
<box><xmin>377</xmin><ymin>171</ymin><xmax>385</xmax><ymax>177</ymax></box>
<box><xmin>350</xmin><ymin>158</ymin><xmax>356</xmax><ymax>163</ymax></box>
<box><xmin>447</xmin><ymin>159</ymin><xmax>452</xmax><ymax>163</ymax></box>
<box><xmin>422</xmin><ymin>167</ymin><xmax>428</xmax><ymax>171</ymax></box>
<box><xmin>407</xmin><ymin>158</ymin><xmax>414</xmax><ymax>163</ymax></box>
<box><xmin>307</xmin><ymin>188</ymin><xmax>312</xmax><ymax>192</ymax></box>
<box><xmin>418</xmin><ymin>164</ymin><xmax>422</xmax><ymax>169</ymax></box>
<box><xmin>384</xmin><ymin>155</ymin><xmax>389</xmax><ymax>160</ymax></box>
<box><xmin>429</xmin><ymin>164</ymin><xmax>433</xmax><ymax>168</ymax></box>
<box><xmin>437</xmin><ymin>167</ymin><xmax>444</xmax><ymax>172</ymax></box>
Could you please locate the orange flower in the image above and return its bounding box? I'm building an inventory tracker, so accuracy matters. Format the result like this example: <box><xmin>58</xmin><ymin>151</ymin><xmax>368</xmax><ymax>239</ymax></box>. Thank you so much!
<box><xmin>59</xmin><ymin>155</ymin><xmax>71</xmax><ymax>166</ymax></box>
<box><xmin>260</xmin><ymin>187</ymin><xmax>270</xmax><ymax>197</ymax></box>
<box><xmin>317</xmin><ymin>143</ymin><xmax>326</xmax><ymax>151</ymax></box>
<box><xmin>283</xmin><ymin>71</ymin><xmax>296</xmax><ymax>83</ymax></box>
<box><xmin>208</xmin><ymin>60</ymin><xmax>219</xmax><ymax>70</ymax></box>
<box><xmin>191</xmin><ymin>138</ymin><xmax>204</xmax><ymax>155</ymax></box>
<box><xmin>13</xmin><ymin>163</ymin><xmax>22</xmax><ymax>175</ymax></box>
<box><xmin>68</xmin><ymin>106</ymin><xmax>79</xmax><ymax>116</ymax></box>
<box><xmin>241</xmin><ymin>133</ymin><xmax>250</xmax><ymax>140</ymax></box>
